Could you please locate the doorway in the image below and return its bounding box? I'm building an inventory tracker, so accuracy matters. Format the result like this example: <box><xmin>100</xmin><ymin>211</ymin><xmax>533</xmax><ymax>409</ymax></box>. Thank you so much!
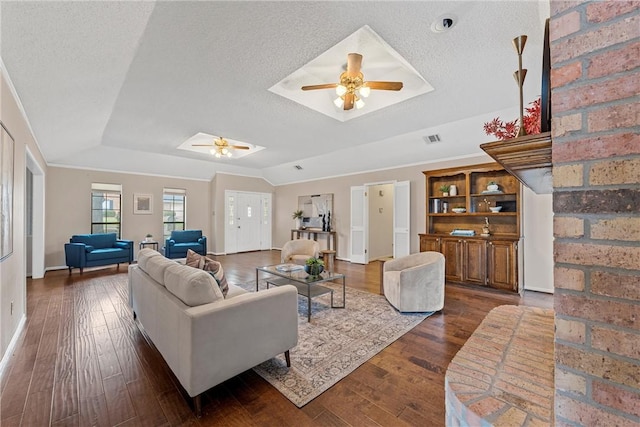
<box><xmin>224</xmin><ymin>191</ymin><xmax>272</xmax><ymax>253</ymax></box>
<box><xmin>25</xmin><ymin>147</ymin><xmax>45</xmax><ymax>279</ymax></box>
<box><xmin>350</xmin><ymin>180</ymin><xmax>410</xmax><ymax>264</ymax></box>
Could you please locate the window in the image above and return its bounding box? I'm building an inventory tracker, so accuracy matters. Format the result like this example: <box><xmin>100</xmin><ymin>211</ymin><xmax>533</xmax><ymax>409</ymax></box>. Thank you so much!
<box><xmin>91</xmin><ymin>183</ymin><xmax>122</xmax><ymax>237</ymax></box>
<box><xmin>163</xmin><ymin>188</ymin><xmax>186</xmax><ymax>241</ymax></box>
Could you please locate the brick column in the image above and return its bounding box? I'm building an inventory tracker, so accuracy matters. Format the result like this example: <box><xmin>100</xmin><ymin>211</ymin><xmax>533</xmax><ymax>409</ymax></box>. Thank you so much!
<box><xmin>550</xmin><ymin>1</ymin><xmax>639</xmax><ymax>425</ymax></box>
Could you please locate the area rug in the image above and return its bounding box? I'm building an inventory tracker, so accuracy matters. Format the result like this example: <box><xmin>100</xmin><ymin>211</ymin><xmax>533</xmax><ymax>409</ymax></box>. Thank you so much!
<box><xmin>238</xmin><ymin>280</ymin><xmax>433</xmax><ymax>407</ymax></box>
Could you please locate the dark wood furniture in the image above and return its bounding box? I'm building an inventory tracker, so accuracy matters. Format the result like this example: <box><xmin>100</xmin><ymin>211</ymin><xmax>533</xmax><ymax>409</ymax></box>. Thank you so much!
<box><xmin>420</xmin><ymin>163</ymin><xmax>522</xmax><ymax>292</ymax></box>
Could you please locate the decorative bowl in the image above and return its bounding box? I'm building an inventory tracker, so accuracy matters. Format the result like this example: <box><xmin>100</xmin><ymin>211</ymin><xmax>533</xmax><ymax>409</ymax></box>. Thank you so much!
<box><xmin>452</xmin><ymin>208</ymin><xmax>466</xmax><ymax>213</ymax></box>
<box><xmin>304</xmin><ymin>264</ymin><xmax>324</xmax><ymax>276</ymax></box>
<box><xmin>489</xmin><ymin>206</ymin><xmax>502</xmax><ymax>213</ymax></box>
<box><xmin>487</xmin><ymin>184</ymin><xmax>499</xmax><ymax>191</ymax></box>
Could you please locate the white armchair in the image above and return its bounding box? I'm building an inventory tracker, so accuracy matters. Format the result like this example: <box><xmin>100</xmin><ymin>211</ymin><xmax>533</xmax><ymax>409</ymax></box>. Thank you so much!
<box><xmin>281</xmin><ymin>239</ymin><xmax>320</xmax><ymax>264</ymax></box>
<box><xmin>383</xmin><ymin>251</ymin><xmax>445</xmax><ymax>313</ymax></box>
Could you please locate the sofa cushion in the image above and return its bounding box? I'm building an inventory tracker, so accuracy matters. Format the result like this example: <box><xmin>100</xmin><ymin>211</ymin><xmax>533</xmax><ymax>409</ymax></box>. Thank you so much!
<box><xmin>163</xmin><ymin>263</ymin><xmax>223</xmax><ymax>306</ymax></box>
<box><xmin>185</xmin><ymin>249</ymin><xmax>229</xmax><ymax>297</ymax></box>
<box><xmin>144</xmin><ymin>255</ymin><xmax>174</xmax><ymax>285</ymax></box>
<box><xmin>137</xmin><ymin>248</ymin><xmax>162</xmax><ymax>270</ymax></box>
<box><xmin>71</xmin><ymin>233</ymin><xmax>117</xmax><ymax>249</ymax></box>
<box><xmin>171</xmin><ymin>230</ymin><xmax>202</xmax><ymax>244</ymax></box>
<box><xmin>85</xmin><ymin>247</ymin><xmax>128</xmax><ymax>262</ymax></box>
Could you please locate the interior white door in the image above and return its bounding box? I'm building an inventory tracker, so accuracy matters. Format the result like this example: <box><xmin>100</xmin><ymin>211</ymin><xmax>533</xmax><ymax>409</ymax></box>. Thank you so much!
<box><xmin>350</xmin><ymin>186</ymin><xmax>368</xmax><ymax>264</ymax></box>
<box><xmin>237</xmin><ymin>193</ymin><xmax>262</xmax><ymax>252</ymax></box>
<box><xmin>393</xmin><ymin>180</ymin><xmax>411</xmax><ymax>258</ymax></box>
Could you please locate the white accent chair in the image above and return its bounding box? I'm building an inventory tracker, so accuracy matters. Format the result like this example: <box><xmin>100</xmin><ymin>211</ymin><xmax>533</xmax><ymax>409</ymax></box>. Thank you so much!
<box><xmin>281</xmin><ymin>239</ymin><xmax>320</xmax><ymax>264</ymax></box>
<box><xmin>383</xmin><ymin>251</ymin><xmax>445</xmax><ymax>313</ymax></box>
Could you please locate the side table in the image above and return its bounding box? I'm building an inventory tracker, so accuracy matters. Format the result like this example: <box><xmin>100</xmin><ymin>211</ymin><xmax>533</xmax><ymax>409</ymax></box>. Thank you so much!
<box><xmin>139</xmin><ymin>240</ymin><xmax>159</xmax><ymax>251</ymax></box>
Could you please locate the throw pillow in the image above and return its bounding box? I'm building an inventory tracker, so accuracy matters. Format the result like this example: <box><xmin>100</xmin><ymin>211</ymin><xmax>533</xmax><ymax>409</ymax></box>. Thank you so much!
<box><xmin>202</xmin><ymin>259</ymin><xmax>229</xmax><ymax>297</ymax></box>
<box><xmin>185</xmin><ymin>249</ymin><xmax>229</xmax><ymax>297</ymax></box>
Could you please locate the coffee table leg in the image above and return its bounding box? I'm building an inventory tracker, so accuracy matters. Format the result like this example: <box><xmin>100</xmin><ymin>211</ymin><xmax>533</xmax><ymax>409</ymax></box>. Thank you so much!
<box><xmin>307</xmin><ymin>284</ymin><xmax>311</xmax><ymax>322</ymax></box>
<box><xmin>255</xmin><ymin>269</ymin><xmax>259</xmax><ymax>292</ymax></box>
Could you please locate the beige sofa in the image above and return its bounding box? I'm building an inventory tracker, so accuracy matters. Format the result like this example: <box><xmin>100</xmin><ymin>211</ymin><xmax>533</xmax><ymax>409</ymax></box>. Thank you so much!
<box><xmin>128</xmin><ymin>249</ymin><xmax>298</xmax><ymax>415</ymax></box>
<box><xmin>383</xmin><ymin>251</ymin><xmax>445</xmax><ymax>313</ymax></box>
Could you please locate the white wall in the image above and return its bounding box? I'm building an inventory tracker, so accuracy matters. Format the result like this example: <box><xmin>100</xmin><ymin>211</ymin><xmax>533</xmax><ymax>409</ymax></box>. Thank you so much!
<box><xmin>522</xmin><ymin>188</ymin><xmax>554</xmax><ymax>293</ymax></box>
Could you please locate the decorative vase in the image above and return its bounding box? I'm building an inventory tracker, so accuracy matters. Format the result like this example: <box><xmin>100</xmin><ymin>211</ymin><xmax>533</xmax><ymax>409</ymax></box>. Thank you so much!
<box><xmin>450</xmin><ymin>185</ymin><xmax>457</xmax><ymax>196</ymax></box>
<box><xmin>442</xmin><ymin>192</ymin><xmax>449</xmax><ymax>197</ymax></box>
<box><xmin>305</xmin><ymin>264</ymin><xmax>324</xmax><ymax>276</ymax></box>
<box><xmin>295</xmin><ymin>218</ymin><xmax>301</xmax><ymax>229</ymax></box>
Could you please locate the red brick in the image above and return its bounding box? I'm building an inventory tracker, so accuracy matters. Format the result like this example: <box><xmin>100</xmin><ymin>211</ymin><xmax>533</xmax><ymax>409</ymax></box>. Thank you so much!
<box><xmin>552</xmin><ymin>133</ymin><xmax>640</xmax><ymax>162</ymax></box>
<box><xmin>591</xmin><ymin>270</ymin><xmax>640</xmax><ymax>301</ymax></box>
<box><xmin>587</xmin><ymin>1</ymin><xmax>640</xmax><ymax>23</ymax></box>
<box><xmin>556</xmin><ymin>343</ymin><xmax>640</xmax><ymax>389</ymax></box>
<box><xmin>552</xmin><ymin>15</ymin><xmax>640</xmax><ymax>63</ymax></box>
<box><xmin>590</xmin><ymin>158</ymin><xmax>640</xmax><ymax>185</ymax></box>
<box><xmin>556</xmin><ymin>317</ymin><xmax>586</xmax><ymax>344</ymax></box>
<box><xmin>555</xmin><ymin>394</ymin><xmax>638</xmax><ymax>426</ymax></box>
<box><xmin>555</xmin><ymin>242</ymin><xmax>640</xmax><ymax>270</ymax></box>
<box><xmin>588</xmin><ymin>41</ymin><xmax>640</xmax><ymax>79</ymax></box>
<box><xmin>588</xmin><ymin>101</ymin><xmax>640</xmax><ymax>132</ymax></box>
<box><xmin>554</xmin><ymin>267</ymin><xmax>585</xmax><ymax>291</ymax></box>
<box><xmin>592</xmin><ymin>380</ymin><xmax>640</xmax><ymax>418</ymax></box>
<box><xmin>550</xmin><ymin>11</ymin><xmax>582</xmax><ymax>41</ymax></box>
<box><xmin>555</xmin><ymin>368</ymin><xmax>587</xmax><ymax>395</ymax></box>
<box><xmin>555</xmin><ymin>293</ymin><xmax>640</xmax><ymax>331</ymax></box>
<box><xmin>553</xmin><ymin>74</ymin><xmax>640</xmax><ymax>113</ymax></box>
<box><xmin>551</xmin><ymin>61</ymin><xmax>583</xmax><ymax>87</ymax></box>
<box><xmin>591</xmin><ymin>217</ymin><xmax>640</xmax><ymax>241</ymax></box>
<box><xmin>591</xmin><ymin>326</ymin><xmax>640</xmax><ymax>359</ymax></box>
<box><xmin>551</xmin><ymin>2</ymin><xmax>585</xmax><ymax>17</ymax></box>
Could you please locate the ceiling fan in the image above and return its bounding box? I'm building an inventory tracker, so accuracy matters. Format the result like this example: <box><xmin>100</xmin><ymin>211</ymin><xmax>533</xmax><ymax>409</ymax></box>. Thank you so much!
<box><xmin>301</xmin><ymin>53</ymin><xmax>403</xmax><ymax>110</ymax></box>
<box><xmin>192</xmin><ymin>136</ymin><xmax>250</xmax><ymax>158</ymax></box>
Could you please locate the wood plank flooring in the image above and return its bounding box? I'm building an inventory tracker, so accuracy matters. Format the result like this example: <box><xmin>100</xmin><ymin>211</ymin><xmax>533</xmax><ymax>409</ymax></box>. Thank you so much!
<box><xmin>0</xmin><ymin>250</ymin><xmax>552</xmax><ymax>426</ymax></box>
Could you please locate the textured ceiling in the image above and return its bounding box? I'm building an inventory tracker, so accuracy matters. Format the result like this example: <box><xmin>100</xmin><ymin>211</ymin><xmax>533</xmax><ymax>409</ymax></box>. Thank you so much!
<box><xmin>0</xmin><ymin>1</ymin><xmax>549</xmax><ymax>185</ymax></box>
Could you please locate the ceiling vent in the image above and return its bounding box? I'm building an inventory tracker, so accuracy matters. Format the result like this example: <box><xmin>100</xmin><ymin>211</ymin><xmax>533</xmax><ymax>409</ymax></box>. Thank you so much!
<box><xmin>423</xmin><ymin>134</ymin><xmax>441</xmax><ymax>144</ymax></box>
<box><xmin>294</xmin><ymin>165</ymin><xmax>303</xmax><ymax>170</ymax></box>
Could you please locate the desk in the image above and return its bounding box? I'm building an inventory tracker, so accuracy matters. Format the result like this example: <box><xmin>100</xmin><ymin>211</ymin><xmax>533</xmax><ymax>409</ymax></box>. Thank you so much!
<box><xmin>139</xmin><ymin>240</ymin><xmax>159</xmax><ymax>251</ymax></box>
<box><xmin>291</xmin><ymin>229</ymin><xmax>336</xmax><ymax>251</ymax></box>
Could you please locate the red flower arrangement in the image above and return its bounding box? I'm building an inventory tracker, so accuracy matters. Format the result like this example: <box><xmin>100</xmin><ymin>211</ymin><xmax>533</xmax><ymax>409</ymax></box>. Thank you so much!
<box><xmin>483</xmin><ymin>97</ymin><xmax>541</xmax><ymax>140</ymax></box>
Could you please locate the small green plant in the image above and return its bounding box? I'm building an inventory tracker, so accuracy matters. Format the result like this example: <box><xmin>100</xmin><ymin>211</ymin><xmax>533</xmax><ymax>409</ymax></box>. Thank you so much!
<box><xmin>488</xmin><ymin>181</ymin><xmax>496</xmax><ymax>185</ymax></box>
<box><xmin>305</xmin><ymin>257</ymin><xmax>324</xmax><ymax>267</ymax></box>
<box><xmin>292</xmin><ymin>209</ymin><xmax>304</xmax><ymax>220</ymax></box>
<box><xmin>439</xmin><ymin>184</ymin><xmax>450</xmax><ymax>193</ymax></box>
<box><xmin>305</xmin><ymin>257</ymin><xmax>325</xmax><ymax>276</ymax></box>
<box><xmin>146</xmin><ymin>233</ymin><xmax>153</xmax><ymax>238</ymax></box>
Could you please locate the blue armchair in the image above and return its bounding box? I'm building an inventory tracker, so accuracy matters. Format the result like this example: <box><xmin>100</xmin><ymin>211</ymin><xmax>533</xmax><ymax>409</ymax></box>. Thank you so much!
<box><xmin>164</xmin><ymin>230</ymin><xmax>207</xmax><ymax>259</ymax></box>
<box><xmin>65</xmin><ymin>233</ymin><xmax>134</xmax><ymax>274</ymax></box>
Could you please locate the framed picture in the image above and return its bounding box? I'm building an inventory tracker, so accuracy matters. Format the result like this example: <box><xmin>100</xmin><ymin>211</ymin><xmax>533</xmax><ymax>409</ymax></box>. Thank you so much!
<box><xmin>1</xmin><ymin>122</ymin><xmax>15</xmax><ymax>261</ymax></box>
<box><xmin>133</xmin><ymin>193</ymin><xmax>153</xmax><ymax>214</ymax></box>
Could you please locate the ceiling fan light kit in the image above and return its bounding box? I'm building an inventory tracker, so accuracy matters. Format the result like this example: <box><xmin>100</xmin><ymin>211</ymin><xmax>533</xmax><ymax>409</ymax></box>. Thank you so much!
<box><xmin>302</xmin><ymin>52</ymin><xmax>403</xmax><ymax>111</ymax></box>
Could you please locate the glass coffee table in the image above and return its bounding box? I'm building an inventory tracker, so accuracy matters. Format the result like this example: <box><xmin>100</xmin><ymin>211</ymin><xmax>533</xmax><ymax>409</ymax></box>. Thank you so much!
<box><xmin>255</xmin><ymin>264</ymin><xmax>345</xmax><ymax>322</ymax></box>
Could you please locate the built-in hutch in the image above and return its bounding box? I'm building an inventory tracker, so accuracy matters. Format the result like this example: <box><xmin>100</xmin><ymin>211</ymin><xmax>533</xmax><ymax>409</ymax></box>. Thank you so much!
<box><xmin>420</xmin><ymin>163</ymin><xmax>522</xmax><ymax>292</ymax></box>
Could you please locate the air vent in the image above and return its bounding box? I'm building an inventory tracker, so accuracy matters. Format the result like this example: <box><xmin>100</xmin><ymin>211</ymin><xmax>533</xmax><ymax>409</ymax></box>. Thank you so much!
<box><xmin>423</xmin><ymin>134</ymin><xmax>441</xmax><ymax>144</ymax></box>
<box><xmin>294</xmin><ymin>165</ymin><xmax>303</xmax><ymax>170</ymax></box>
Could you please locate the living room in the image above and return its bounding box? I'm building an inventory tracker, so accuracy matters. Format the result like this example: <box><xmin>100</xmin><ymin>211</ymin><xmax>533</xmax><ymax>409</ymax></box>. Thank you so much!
<box><xmin>1</xmin><ymin>1</ymin><xmax>638</xmax><ymax>426</ymax></box>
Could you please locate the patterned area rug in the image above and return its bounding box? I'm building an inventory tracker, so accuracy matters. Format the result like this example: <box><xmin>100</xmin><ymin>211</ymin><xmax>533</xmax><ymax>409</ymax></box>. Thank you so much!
<box><xmin>238</xmin><ymin>280</ymin><xmax>433</xmax><ymax>407</ymax></box>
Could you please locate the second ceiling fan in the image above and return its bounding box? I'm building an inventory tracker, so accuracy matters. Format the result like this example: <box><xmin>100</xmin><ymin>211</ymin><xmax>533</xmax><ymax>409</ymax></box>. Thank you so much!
<box><xmin>301</xmin><ymin>53</ymin><xmax>403</xmax><ymax>110</ymax></box>
<box><xmin>192</xmin><ymin>136</ymin><xmax>249</xmax><ymax>158</ymax></box>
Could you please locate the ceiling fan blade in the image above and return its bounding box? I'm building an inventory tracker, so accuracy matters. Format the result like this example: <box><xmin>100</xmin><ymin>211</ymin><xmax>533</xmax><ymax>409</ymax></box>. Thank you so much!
<box><xmin>364</xmin><ymin>81</ymin><xmax>404</xmax><ymax>91</ymax></box>
<box><xmin>301</xmin><ymin>83</ymin><xmax>338</xmax><ymax>91</ymax></box>
<box><xmin>230</xmin><ymin>145</ymin><xmax>250</xmax><ymax>150</ymax></box>
<box><xmin>346</xmin><ymin>53</ymin><xmax>362</xmax><ymax>77</ymax></box>
<box><xmin>343</xmin><ymin>92</ymin><xmax>354</xmax><ymax>110</ymax></box>
<box><xmin>192</xmin><ymin>144</ymin><xmax>213</xmax><ymax>146</ymax></box>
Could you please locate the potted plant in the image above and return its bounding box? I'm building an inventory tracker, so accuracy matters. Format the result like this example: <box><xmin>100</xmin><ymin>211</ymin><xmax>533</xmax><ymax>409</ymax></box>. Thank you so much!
<box><xmin>145</xmin><ymin>233</ymin><xmax>153</xmax><ymax>242</ymax></box>
<box><xmin>439</xmin><ymin>184</ymin><xmax>450</xmax><ymax>197</ymax></box>
<box><xmin>305</xmin><ymin>257</ymin><xmax>324</xmax><ymax>276</ymax></box>
<box><xmin>487</xmin><ymin>181</ymin><xmax>499</xmax><ymax>191</ymax></box>
<box><xmin>292</xmin><ymin>209</ymin><xmax>304</xmax><ymax>229</ymax></box>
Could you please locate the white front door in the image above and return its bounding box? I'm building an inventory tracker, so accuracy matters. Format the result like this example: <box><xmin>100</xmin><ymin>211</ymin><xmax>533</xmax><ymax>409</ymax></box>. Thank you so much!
<box><xmin>393</xmin><ymin>180</ymin><xmax>411</xmax><ymax>258</ymax></box>
<box><xmin>350</xmin><ymin>186</ymin><xmax>368</xmax><ymax>264</ymax></box>
<box><xmin>225</xmin><ymin>191</ymin><xmax>271</xmax><ymax>253</ymax></box>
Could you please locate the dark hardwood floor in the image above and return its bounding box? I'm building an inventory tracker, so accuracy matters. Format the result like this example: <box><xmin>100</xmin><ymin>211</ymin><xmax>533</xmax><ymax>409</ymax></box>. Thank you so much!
<box><xmin>0</xmin><ymin>250</ymin><xmax>552</xmax><ymax>426</ymax></box>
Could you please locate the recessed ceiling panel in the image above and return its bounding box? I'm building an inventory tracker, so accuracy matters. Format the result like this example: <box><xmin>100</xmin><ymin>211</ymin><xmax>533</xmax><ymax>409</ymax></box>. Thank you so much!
<box><xmin>269</xmin><ymin>25</ymin><xmax>434</xmax><ymax>122</ymax></box>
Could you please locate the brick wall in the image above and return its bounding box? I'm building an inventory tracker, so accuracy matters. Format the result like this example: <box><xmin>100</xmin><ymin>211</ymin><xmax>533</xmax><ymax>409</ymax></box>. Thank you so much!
<box><xmin>550</xmin><ymin>1</ymin><xmax>640</xmax><ymax>425</ymax></box>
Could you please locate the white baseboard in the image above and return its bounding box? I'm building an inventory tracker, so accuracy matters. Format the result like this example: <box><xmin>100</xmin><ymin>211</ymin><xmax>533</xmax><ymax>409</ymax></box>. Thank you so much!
<box><xmin>0</xmin><ymin>314</ymin><xmax>27</xmax><ymax>378</ymax></box>
<box><xmin>524</xmin><ymin>285</ymin><xmax>554</xmax><ymax>294</ymax></box>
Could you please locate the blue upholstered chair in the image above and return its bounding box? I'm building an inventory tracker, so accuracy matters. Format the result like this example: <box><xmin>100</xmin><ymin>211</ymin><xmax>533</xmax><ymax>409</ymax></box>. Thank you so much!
<box><xmin>65</xmin><ymin>233</ymin><xmax>134</xmax><ymax>274</ymax></box>
<box><xmin>164</xmin><ymin>230</ymin><xmax>207</xmax><ymax>259</ymax></box>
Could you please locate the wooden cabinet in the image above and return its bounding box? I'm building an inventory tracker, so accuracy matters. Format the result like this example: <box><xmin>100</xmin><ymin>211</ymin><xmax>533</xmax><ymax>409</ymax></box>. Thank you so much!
<box><xmin>420</xmin><ymin>163</ymin><xmax>522</xmax><ymax>292</ymax></box>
